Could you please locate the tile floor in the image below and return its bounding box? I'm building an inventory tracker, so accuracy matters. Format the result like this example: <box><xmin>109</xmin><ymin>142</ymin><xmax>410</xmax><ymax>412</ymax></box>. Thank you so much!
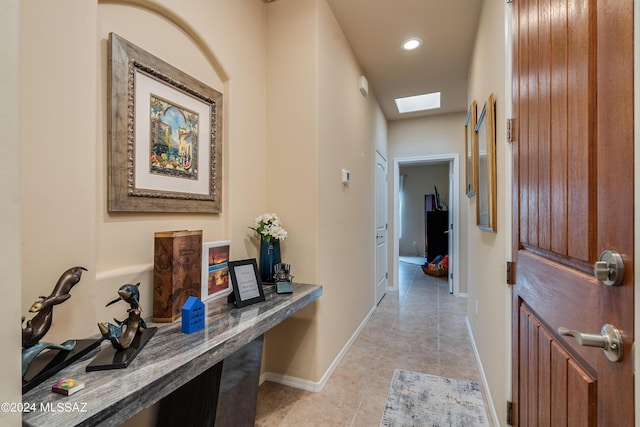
<box><xmin>255</xmin><ymin>261</ymin><xmax>491</xmax><ymax>426</ymax></box>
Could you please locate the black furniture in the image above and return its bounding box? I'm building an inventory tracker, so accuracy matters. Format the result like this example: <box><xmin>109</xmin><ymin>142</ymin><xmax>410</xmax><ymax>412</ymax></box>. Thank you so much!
<box><xmin>425</xmin><ymin>210</ymin><xmax>448</xmax><ymax>263</ymax></box>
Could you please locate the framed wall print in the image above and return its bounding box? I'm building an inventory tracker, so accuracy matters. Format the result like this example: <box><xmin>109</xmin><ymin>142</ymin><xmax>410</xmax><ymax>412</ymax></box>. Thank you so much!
<box><xmin>107</xmin><ymin>32</ymin><xmax>223</xmax><ymax>213</ymax></box>
<box><xmin>475</xmin><ymin>93</ymin><xmax>497</xmax><ymax>232</ymax></box>
<box><xmin>201</xmin><ymin>240</ymin><xmax>232</xmax><ymax>302</ymax></box>
<box><xmin>465</xmin><ymin>100</ymin><xmax>478</xmax><ymax>198</ymax></box>
<box><xmin>228</xmin><ymin>259</ymin><xmax>266</xmax><ymax>308</ymax></box>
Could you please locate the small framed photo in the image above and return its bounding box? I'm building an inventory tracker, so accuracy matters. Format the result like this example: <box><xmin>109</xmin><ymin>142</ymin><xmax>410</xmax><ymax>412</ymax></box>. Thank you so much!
<box><xmin>201</xmin><ymin>240</ymin><xmax>232</xmax><ymax>301</ymax></box>
<box><xmin>228</xmin><ymin>259</ymin><xmax>266</xmax><ymax>308</ymax></box>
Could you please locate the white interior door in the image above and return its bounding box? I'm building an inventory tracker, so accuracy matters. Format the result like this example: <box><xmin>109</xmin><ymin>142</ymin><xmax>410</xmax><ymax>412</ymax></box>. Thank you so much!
<box><xmin>447</xmin><ymin>164</ymin><xmax>453</xmax><ymax>294</ymax></box>
<box><xmin>375</xmin><ymin>151</ymin><xmax>387</xmax><ymax>304</ymax></box>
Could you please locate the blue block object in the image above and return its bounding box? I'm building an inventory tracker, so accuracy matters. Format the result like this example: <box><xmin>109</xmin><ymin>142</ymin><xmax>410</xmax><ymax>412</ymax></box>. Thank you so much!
<box><xmin>276</xmin><ymin>281</ymin><xmax>293</xmax><ymax>294</ymax></box>
<box><xmin>181</xmin><ymin>296</ymin><xmax>205</xmax><ymax>334</ymax></box>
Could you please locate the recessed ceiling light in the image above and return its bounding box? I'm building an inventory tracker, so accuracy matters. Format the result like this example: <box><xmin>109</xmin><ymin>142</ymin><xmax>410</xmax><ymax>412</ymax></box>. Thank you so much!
<box><xmin>395</xmin><ymin>92</ymin><xmax>441</xmax><ymax>114</ymax></box>
<box><xmin>401</xmin><ymin>38</ymin><xmax>422</xmax><ymax>51</ymax></box>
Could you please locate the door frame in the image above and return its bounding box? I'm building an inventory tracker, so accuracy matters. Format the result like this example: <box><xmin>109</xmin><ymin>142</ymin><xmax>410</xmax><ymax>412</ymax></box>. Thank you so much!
<box><xmin>634</xmin><ymin>0</ymin><xmax>639</xmax><ymax>419</ymax></box>
<box><xmin>392</xmin><ymin>154</ymin><xmax>460</xmax><ymax>295</ymax></box>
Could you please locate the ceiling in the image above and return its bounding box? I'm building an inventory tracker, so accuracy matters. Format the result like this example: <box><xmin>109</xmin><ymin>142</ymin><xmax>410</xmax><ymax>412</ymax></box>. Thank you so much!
<box><xmin>324</xmin><ymin>0</ymin><xmax>484</xmax><ymax>121</ymax></box>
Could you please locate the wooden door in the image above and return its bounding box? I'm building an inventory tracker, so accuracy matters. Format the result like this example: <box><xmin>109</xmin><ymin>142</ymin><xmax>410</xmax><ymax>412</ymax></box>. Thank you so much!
<box><xmin>511</xmin><ymin>0</ymin><xmax>634</xmax><ymax>425</ymax></box>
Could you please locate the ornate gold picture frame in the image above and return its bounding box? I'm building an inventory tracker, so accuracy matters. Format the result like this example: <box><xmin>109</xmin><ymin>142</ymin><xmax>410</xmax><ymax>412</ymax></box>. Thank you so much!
<box><xmin>107</xmin><ymin>33</ymin><xmax>223</xmax><ymax>213</ymax></box>
<box><xmin>475</xmin><ymin>93</ymin><xmax>496</xmax><ymax>232</ymax></box>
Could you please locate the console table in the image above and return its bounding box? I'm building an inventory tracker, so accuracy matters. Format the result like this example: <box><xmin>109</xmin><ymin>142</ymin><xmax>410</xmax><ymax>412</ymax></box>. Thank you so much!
<box><xmin>22</xmin><ymin>283</ymin><xmax>322</xmax><ymax>426</ymax></box>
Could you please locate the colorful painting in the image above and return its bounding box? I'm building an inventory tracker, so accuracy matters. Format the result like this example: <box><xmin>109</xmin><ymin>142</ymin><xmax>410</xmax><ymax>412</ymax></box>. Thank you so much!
<box><xmin>149</xmin><ymin>95</ymin><xmax>199</xmax><ymax>180</ymax></box>
<box><xmin>201</xmin><ymin>241</ymin><xmax>232</xmax><ymax>301</ymax></box>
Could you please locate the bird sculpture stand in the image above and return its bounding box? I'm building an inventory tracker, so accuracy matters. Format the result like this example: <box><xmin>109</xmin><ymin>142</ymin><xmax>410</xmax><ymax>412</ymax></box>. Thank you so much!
<box><xmin>21</xmin><ymin>266</ymin><xmax>101</xmax><ymax>394</ymax></box>
<box><xmin>86</xmin><ymin>283</ymin><xmax>157</xmax><ymax>371</ymax></box>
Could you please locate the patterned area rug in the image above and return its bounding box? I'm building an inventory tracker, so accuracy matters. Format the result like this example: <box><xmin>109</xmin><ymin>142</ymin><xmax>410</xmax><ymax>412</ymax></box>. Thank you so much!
<box><xmin>381</xmin><ymin>369</ymin><xmax>489</xmax><ymax>427</ymax></box>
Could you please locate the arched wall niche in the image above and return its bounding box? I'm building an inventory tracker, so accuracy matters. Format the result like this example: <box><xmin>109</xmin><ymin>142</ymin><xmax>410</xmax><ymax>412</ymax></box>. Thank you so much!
<box><xmin>98</xmin><ymin>0</ymin><xmax>229</xmax><ymax>83</ymax></box>
<box><xmin>95</xmin><ymin>0</ymin><xmax>231</xmax><ymax>283</ymax></box>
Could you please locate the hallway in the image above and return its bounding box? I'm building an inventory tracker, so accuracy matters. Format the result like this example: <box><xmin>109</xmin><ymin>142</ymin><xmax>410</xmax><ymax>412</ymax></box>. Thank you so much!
<box><xmin>255</xmin><ymin>261</ymin><xmax>491</xmax><ymax>426</ymax></box>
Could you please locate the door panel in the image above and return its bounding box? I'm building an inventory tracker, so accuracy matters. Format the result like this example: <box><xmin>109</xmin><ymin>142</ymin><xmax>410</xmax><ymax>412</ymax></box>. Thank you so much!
<box><xmin>519</xmin><ymin>303</ymin><xmax>596</xmax><ymax>425</ymax></box>
<box><xmin>511</xmin><ymin>0</ymin><xmax>634</xmax><ymax>425</ymax></box>
<box><xmin>375</xmin><ymin>151</ymin><xmax>387</xmax><ymax>304</ymax></box>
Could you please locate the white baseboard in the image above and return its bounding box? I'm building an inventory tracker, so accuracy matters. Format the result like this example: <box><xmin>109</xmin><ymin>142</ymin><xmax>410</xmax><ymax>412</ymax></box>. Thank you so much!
<box><xmin>261</xmin><ymin>304</ymin><xmax>377</xmax><ymax>392</ymax></box>
<box><xmin>261</xmin><ymin>372</ymin><xmax>320</xmax><ymax>392</ymax></box>
<box><xmin>466</xmin><ymin>316</ymin><xmax>500</xmax><ymax>426</ymax></box>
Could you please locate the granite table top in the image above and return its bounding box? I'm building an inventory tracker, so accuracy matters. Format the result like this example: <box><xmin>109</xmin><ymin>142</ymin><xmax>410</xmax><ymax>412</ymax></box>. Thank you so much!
<box><xmin>22</xmin><ymin>283</ymin><xmax>323</xmax><ymax>427</ymax></box>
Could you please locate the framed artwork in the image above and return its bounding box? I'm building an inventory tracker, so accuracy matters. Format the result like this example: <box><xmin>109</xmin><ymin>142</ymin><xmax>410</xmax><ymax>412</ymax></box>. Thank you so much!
<box><xmin>107</xmin><ymin>32</ymin><xmax>223</xmax><ymax>213</ymax></box>
<box><xmin>228</xmin><ymin>259</ymin><xmax>266</xmax><ymax>308</ymax></box>
<box><xmin>465</xmin><ymin>100</ymin><xmax>477</xmax><ymax>198</ymax></box>
<box><xmin>475</xmin><ymin>93</ymin><xmax>497</xmax><ymax>232</ymax></box>
<box><xmin>201</xmin><ymin>240</ymin><xmax>232</xmax><ymax>301</ymax></box>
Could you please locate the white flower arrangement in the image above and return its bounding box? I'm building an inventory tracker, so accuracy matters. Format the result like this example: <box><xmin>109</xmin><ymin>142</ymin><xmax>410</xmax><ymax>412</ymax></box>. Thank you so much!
<box><xmin>250</xmin><ymin>213</ymin><xmax>288</xmax><ymax>243</ymax></box>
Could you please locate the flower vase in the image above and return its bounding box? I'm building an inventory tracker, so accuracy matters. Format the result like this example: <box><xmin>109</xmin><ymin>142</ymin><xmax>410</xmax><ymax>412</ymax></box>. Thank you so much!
<box><xmin>259</xmin><ymin>239</ymin><xmax>281</xmax><ymax>284</ymax></box>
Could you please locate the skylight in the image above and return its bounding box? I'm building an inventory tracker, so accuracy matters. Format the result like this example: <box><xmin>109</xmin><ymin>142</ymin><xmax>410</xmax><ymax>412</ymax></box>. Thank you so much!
<box><xmin>395</xmin><ymin>92</ymin><xmax>441</xmax><ymax>114</ymax></box>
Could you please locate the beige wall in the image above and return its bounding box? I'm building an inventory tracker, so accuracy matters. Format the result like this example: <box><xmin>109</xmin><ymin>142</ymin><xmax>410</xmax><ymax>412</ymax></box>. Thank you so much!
<box><xmin>21</xmin><ymin>0</ymin><xmax>100</xmax><ymax>345</ymax></box>
<box><xmin>466</xmin><ymin>0</ymin><xmax>508</xmax><ymax>425</ymax></box>
<box><xmin>0</xmin><ymin>0</ymin><xmax>22</xmax><ymax>424</ymax></box>
<box><xmin>262</xmin><ymin>0</ymin><xmax>320</xmax><ymax>383</ymax></box>
<box><xmin>398</xmin><ymin>164</ymin><xmax>450</xmax><ymax>257</ymax></box>
<box><xmin>263</xmin><ymin>0</ymin><xmax>387</xmax><ymax>385</ymax></box>
<box><xmin>18</xmin><ymin>0</ymin><xmax>268</xmax><ymax>343</ymax></box>
<box><xmin>316</xmin><ymin>0</ymin><xmax>384</xmax><ymax>379</ymax></box>
<box><xmin>15</xmin><ymin>0</ymin><xmax>269</xmax><ymax>423</ymax></box>
<box><xmin>14</xmin><ymin>0</ymin><xmax>266</xmax><ymax>421</ymax></box>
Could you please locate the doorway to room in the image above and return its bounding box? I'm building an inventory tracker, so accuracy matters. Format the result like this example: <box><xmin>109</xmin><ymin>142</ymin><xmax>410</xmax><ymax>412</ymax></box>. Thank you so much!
<box><xmin>393</xmin><ymin>154</ymin><xmax>460</xmax><ymax>295</ymax></box>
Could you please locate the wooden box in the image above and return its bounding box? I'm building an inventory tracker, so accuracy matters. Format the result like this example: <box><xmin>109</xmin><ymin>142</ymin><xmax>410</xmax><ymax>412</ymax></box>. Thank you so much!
<box><xmin>153</xmin><ymin>230</ymin><xmax>203</xmax><ymax>322</ymax></box>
